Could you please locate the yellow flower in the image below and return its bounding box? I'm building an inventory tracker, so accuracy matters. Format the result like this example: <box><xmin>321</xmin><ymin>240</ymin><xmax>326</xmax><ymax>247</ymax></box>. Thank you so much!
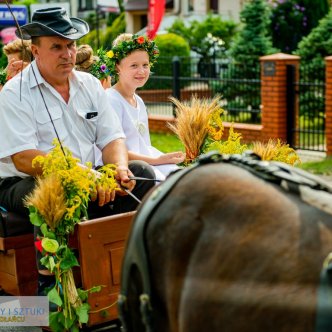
<box><xmin>106</xmin><ymin>50</ymin><xmax>114</xmax><ymax>58</ymax></box>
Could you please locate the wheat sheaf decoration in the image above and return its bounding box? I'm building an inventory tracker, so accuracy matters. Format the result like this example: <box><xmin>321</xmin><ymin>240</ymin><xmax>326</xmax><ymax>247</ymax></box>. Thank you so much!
<box><xmin>168</xmin><ymin>95</ymin><xmax>223</xmax><ymax>163</ymax></box>
<box><xmin>168</xmin><ymin>96</ymin><xmax>301</xmax><ymax>166</ymax></box>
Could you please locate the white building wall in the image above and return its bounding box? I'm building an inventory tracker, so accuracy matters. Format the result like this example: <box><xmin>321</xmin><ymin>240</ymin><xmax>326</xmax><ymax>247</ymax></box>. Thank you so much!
<box><xmin>218</xmin><ymin>0</ymin><xmax>243</xmax><ymax>22</ymax></box>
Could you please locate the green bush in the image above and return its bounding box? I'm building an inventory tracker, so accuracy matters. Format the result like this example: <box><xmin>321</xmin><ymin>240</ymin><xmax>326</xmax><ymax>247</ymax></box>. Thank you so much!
<box><xmin>295</xmin><ymin>9</ymin><xmax>332</xmax><ymax>119</ymax></box>
<box><xmin>78</xmin><ymin>29</ymin><xmax>99</xmax><ymax>51</ymax></box>
<box><xmin>167</xmin><ymin>15</ymin><xmax>237</xmax><ymax>57</ymax></box>
<box><xmin>142</xmin><ymin>33</ymin><xmax>190</xmax><ymax>90</ymax></box>
<box><xmin>101</xmin><ymin>12</ymin><xmax>126</xmax><ymax>49</ymax></box>
<box><xmin>167</xmin><ymin>15</ymin><xmax>237</xmax><ymax>78</ymax></box>
<box><xmin>78</xmin><ymin>13</ymin><xmax>125</xmax><ymax>51</ymax></box>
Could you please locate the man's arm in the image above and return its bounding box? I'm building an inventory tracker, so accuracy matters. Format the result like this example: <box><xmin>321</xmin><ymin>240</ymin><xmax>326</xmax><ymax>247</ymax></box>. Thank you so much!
<box><xmin>102</xmin><ymin>138</ymin><xmax>128</xmax><ymax>169</ymax></box>
<box><xmin>11</xmin><ymin>149</ymin><xmax>47</xmax><ymax>176</ymax></box>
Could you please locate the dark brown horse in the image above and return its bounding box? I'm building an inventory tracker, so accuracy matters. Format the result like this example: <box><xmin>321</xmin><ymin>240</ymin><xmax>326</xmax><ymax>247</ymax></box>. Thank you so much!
<box><xmin>119</xmin><ymin>152</ymin><xmax>332</xmax><ymax>332</ymax></box>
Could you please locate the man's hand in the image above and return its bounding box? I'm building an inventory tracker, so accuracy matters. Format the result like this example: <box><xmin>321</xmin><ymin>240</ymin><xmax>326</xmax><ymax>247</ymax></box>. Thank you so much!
<box><xmin>90</xmin><ymin>166</ymin><xmax>136</xmax><ymax>206</ymax></box>
<box><xmin>115</xmin><ymin>166</ymin><xmax>136</xmax><ymax>196</ymax></box>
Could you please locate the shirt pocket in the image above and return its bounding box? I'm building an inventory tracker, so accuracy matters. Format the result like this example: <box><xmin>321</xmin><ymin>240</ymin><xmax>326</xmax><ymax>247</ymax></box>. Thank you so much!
<box><xmin>36</xmin><ymin>107</ymin><xmax>68</xmax><ymax>144</ymax></box>
<box><xmin>76</xmin><ymin>109</ymin><xmax>98</xmax><ymax>142</ymax></box>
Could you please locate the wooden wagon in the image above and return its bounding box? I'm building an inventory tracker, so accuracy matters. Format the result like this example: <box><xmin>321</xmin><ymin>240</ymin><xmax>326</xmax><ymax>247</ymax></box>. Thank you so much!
<box><xmin>0</xmin><ymin>210</ymin><xmax>135</xmax><ymax>329</ymax></box>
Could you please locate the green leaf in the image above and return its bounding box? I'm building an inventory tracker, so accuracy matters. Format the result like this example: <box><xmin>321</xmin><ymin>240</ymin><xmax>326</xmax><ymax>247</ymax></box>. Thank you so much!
<box><xmin>60</xmin><ymin>248</ymin><xmax>79</xmax><ymax>271</ymax></box>
<box><xmin>63</xmin><ymin>312</ymin><xmax>76</xmax><ymax>330</ymax></box>
<box><xmin>89</xmin><ymin>285</ymin><xmax>103</xmax><ymax>293</ymax></box>
<box><xmin>49</xmin><ymin>312</ymin><xmax>64</xmax><ymax>332</ymax></box>
<box><xmin>77</xmin><ymin>288</ymin><xmax>88</xmax><ymax>302</ymax></box>
<box><xmin>70</xmin><ymin>324</ymin><xmax>80</xmax><ymax>332</ymax></box>
<box><xmin>49</xmin><ymin>256</ymin><xmax>55</xmax><ymax>273</ymax></box>
<box><xmin>75</xmin><ymin>303</ymin><xmax>90</xmax><ymax>324</ymax></box>
<box><xmin>40</xmin><ymin>223</ymin><xmax>48</xmax><ymax>236</ymax></box>
<box><xmin>48</xmin><ymin>286</ymin><xmax>63</xmax><ymax>306</ymax></box>
<box><xmin>29</xmin><ymin>210</ymin><xmax>44</xmax><ymax>226</ymax></box>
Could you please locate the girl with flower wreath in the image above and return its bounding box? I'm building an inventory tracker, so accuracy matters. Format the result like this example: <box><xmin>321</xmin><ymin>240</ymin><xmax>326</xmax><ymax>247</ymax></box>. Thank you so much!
<box><xmin>75</xmin><ymin>44</ymin><xmax>111</xmax><ymax>89</ymax></box>
<box><xmin>106</xmin><ymin>33</ymin><xmax>185</xmax><ymax>181</ymax></box>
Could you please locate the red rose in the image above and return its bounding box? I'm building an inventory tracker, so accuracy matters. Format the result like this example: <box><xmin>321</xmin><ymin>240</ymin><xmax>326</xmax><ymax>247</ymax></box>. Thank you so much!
<box><xmin>137</xmin><ymin>36</ymin><xmax>145</xmax><ymax>44</ymax></box>
<box><xmin>35</xmin><ymin>239</ymin><xmax>43</xmax><ymax>253</ymax></box>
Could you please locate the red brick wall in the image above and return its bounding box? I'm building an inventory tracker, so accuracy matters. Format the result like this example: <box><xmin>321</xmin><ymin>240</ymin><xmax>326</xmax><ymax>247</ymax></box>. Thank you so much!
<box><xmin>260</xmin><ymin>53</ymin><xmax>300</xmax><ymax>142</ymax></box>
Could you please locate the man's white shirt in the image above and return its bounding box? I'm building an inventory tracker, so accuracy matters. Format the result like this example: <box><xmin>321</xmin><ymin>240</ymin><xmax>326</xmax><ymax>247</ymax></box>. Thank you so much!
<box><xmin>0</xmin><ymin>60</ymin><xmax>125</xmax><ymax>178</ymax></box>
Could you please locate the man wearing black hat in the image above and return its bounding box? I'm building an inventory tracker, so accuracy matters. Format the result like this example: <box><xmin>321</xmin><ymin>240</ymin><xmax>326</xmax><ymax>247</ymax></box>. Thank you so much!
<box><xmin>0</xmin><ymin>8</ymin><xmax>155</xmax><ymax>293</ymax></box>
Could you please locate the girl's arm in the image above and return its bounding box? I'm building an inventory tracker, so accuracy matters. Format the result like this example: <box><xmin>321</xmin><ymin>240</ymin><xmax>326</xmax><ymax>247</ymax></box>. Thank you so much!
<box><xmin>128</xmin><ymin>150</ymin><xmax>185</xmax><ymax>165</ymax></box>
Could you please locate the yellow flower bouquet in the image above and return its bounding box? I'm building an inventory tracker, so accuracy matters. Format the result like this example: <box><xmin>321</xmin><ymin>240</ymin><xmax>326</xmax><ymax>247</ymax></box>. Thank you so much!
<box><xmin>24</xmin><ymin>139</ymin><xmax>118</xmax><ymax>331</ymax></box>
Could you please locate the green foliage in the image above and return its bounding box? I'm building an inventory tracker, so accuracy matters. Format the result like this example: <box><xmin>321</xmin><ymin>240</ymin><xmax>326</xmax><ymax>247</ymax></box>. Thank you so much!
<box><xmin>167</xmin><ymin>15</ymin><xmax>237</xmax><ymax>78</ymax></box>
<box><xmin>155</xmin><ymin>33</ymin><xmax>190</xmax><ymax>59</ymax></box>
<box><xmin>269</xmin><ymin>0</ymin><xmax>329</xmax><ymax>53</ymax></box>
<box><xmin>167</xmin><ymin>15</ymin><xmax>238</xmax><ymax>57</ymax></box>
<box><xmin>0</xmin><ymin>68</ymin><xmax>7</xmax><ymax>86</ymax></box>
<box><xmin>102</xmin><ymin>12</ymin><xmax>126</xmax><ymax>49</ymax></box>
<box><xmin>78</xmin><ymin>29</ymin><xmax>99</xmax><ymax>51</ymax></box>
<box><xmin>215</xmin><ymin>0</ymin><xmax>276</xmax><ymax>123</ymax></box>
<box><xmin>230</xmin><ymin>0</ymin><xmax>276</xmax><ymax>66</ymax></box>
<box><xmin>0</xmin><ymin>43</ymin><xmax>7</xmax><ymax>69</ymax></box>
<box><xmin>143</xmin><ymin>33</ymin><xmax>190</xmax><ymax>90</ymax></box>
<box><xmin>78</xmin><ymin>13</ymin><xmax>125</xmax><ymax>52</ymax></box>
<box><xmin>295</xmin><ymin>9</ymin><xmax>332</xmax><ymax>118</ymax></box>
<box><xmin>296</xmin><ymin>9</ymin><xmax>332</xmax><ymax>66</ymax></box>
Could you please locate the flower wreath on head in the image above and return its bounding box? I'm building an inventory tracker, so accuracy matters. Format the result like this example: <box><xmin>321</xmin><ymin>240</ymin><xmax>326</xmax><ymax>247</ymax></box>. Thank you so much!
<box><xmin>108</xmin><ymin>34</ymin><xmax>159</xmax><ymax>80</ymax></box>
<box><xmin>89</xmin><ymin>48</ymin><xmax>114</xmax><ymax>80</ymax></box>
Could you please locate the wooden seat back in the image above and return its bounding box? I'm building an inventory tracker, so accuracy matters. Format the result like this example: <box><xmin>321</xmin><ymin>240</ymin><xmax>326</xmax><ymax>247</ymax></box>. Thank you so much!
<box><xmin>77</xmin><ymin>211</ymin><xmax>135</xmax><ymax>326</ymax></box>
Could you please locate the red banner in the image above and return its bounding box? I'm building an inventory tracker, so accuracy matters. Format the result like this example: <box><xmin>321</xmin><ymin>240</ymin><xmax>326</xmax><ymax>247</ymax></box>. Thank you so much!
<box><xmin>147</xmin><ymin>0</ymin><xmax>165</xmax><ymax>40</ymax></box>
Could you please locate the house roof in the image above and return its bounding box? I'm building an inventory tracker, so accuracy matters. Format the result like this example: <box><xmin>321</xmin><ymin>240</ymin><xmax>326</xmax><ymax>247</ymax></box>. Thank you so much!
<box><xmin>124</xmin><ymin>0</ymin><xmax>148</xmax><ymax>12</ymax></box>
<box><xmin>124</xmin><ymin>0</ymin><xmax>173</xmax><ymax>12</ymax></box>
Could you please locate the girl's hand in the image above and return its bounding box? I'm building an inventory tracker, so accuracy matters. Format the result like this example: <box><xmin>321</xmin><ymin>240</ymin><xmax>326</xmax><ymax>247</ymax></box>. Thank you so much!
<box><xmin>157</xmin><ymin>152</ymin><xmax>185</xmax><ymax>165</ymax></box>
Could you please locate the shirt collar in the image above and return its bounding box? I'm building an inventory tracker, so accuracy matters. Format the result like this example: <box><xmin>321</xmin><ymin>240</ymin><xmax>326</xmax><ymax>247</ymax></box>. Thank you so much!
<box><xmin>28</xmin><ymin>60</ymin><xmax>45</xmax><ymax>88</ymax></box>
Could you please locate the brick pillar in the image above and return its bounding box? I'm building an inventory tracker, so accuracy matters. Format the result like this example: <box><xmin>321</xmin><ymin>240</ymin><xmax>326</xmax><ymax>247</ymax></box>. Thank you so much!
<box><xmin>260</xmin><ymin>53</ymin><xmax>300</xmax><ymax>142</ymax></box>
<box><xmin>325</xmin><ymin>56</ymin><xmax>332</xmax><ymax>156</ymax></box>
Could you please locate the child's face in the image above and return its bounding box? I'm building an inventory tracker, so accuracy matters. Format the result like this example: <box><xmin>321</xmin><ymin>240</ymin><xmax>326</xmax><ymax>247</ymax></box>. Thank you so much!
<box><xmin>117</xmin><ymin>50</ymin><xmax>150</xmax><ymax>89</ymax></box>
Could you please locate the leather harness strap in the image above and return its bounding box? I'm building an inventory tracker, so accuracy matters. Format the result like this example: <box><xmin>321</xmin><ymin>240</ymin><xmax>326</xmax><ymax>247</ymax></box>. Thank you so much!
<box><xmin>118</xmin><ymin>151</ymin><xmax>332</xmax><ymax>332</ymax></box>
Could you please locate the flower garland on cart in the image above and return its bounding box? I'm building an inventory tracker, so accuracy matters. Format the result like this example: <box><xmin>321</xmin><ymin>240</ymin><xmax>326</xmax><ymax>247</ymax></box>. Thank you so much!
<box><xmin>24</xmin><ymin>139</ymin><xmax>118</xmax><ymax>332</ymax></box>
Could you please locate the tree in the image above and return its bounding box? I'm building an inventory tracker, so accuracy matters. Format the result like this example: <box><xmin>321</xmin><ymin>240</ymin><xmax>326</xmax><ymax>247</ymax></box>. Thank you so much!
<box><xmin>216</xmin><ymin>0</ymin><xmax>277</xmax><ymax>123</ymax></box>
<box><xmin>295</xmin><ymin>8</ymin><xmax>332</xmax><ymax>119</ymax></box>
<box><xmin>269</xmin><ymin>0</ymin><xmax>329</xmax><ymax>53</ymax></box>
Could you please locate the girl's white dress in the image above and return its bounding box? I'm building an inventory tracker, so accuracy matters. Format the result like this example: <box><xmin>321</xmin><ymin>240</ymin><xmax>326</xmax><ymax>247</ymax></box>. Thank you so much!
<box><xmin>106</xmin><ymin>88</ymin><xmax>179</xmax><ymax>181</ymax></box>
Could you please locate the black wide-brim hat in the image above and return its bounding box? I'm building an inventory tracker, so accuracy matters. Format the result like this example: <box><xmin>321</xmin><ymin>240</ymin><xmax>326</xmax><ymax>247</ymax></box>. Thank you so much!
<box><xmin>16</xmin><ymin>7</ymin><xmax>89</xmax><ymax>40</ymax></box>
